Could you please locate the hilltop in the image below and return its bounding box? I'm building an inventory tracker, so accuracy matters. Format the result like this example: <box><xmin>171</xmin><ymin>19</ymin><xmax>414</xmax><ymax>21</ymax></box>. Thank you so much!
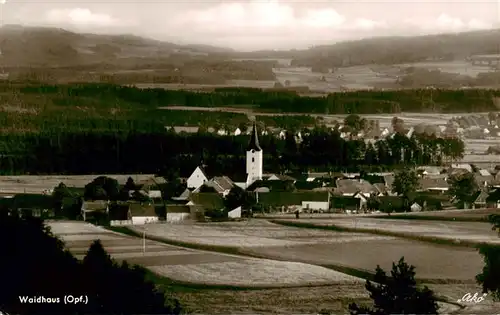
<box><xmin>224</xmin><ymin>29</ymin><xmax>500</xmax><ymax>68</ymax></box>
<box><xmin>0</xmin><ymin>24</ymin><xmax>233</xmax><ymax>68</ymax></box>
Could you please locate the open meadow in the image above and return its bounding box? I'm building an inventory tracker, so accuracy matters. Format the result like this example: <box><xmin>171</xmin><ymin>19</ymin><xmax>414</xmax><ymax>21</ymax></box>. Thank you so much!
<box><xmin>130</xmin><ymin>220</ymin><xmax>486</xmax><ymax>282</ymax></box>
<box><xmin>48</xmin><ymin>221</ymin><xmax>361</xmax><ymax>288</ymax></box>
<box><xmin>378</xmin><ymin>208</ymin><xmax>500</xmax><ymax>221</ymax></box>
<box><xmin>275</xmin><ymin>218</ymin><xmax>500</xmax><ymax>245</ymax></box>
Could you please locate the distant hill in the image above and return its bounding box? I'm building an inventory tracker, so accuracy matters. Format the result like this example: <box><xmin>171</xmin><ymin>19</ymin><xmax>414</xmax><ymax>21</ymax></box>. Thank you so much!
<box><xmin>223</xmin><ymin>29</ymin><xmax>500</xmax><ymax>68</ymax></box>
<box><xmin>0</xmin><ymin>25</ymin><xmax>234</xmax><ymax>68</ymax></box>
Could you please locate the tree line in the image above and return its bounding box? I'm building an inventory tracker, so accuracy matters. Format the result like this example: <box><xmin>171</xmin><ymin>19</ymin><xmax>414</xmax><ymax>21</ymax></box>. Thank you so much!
<box><xmin>0</xmin><ymin>127</ymin><xmax>464</xmax><ymax>175</ymax></box>
<box><xmin>12</xmin><ymin>82</ymin><xmax>500</xmax><ymax>114</ymax></box>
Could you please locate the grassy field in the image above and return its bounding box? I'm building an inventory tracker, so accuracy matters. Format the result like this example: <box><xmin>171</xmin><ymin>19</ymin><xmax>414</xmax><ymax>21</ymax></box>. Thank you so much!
<box><xmin>48</xmin><ymin>221</ymin><xmax>499</xmax><ymax>314</ymax></box>
<box><xmin>272</xmin><ymin>218</ymin><xmax>500</xmax><ymax>247</ymax></box>
<box><xmin>373</xmin><ymin>208</ymin><xmax>500</xmax><ymax>222</ymax></box>
<box><xmin>48</xmin><ymin>221</ymin><xmax>360</xmax><ymax>288</ymax></box>
<box><xmin>129</xmin><ymin>220</ymin><xmax>486</xmax><ymax>282</ymax></box>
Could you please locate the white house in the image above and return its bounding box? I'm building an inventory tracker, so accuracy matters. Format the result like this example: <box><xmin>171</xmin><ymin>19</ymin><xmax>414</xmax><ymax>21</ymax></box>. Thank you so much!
<box><xmin>217</xmin><ymin>129</ymin><xmax>228</xmax><ymax>136</ymax></box>
<box><xmin>228</xmin><ymin>206</ymin><xmax>242</xmax><ymax>218</ymax></box>
<box><xmin>246</xmin><ymin>123</ymin><xmax>263</xmax><ymax>186</ymax></box>
<box><xmin>278</xmin><ymin>130</ymin><xmax>286</xmax><ymax>139</ymax></box>
<box><xmin>302</xmin><ymin>201</ymin><xmax>329</xmax><ymax>211</ymax></box>
<box><xmin>187</xmin><ymin>166</ymin><xmax>208</xmax><ymax>189</ymax></box>
<box><xmin>130</xmin><ymin>203</ymin><xmax>159</xmax><ymax>225</ymax></box>
<box><xmin>410</xmin><ymin>202</ymin><xmax>422</xmax><ymax>212</ymax></box>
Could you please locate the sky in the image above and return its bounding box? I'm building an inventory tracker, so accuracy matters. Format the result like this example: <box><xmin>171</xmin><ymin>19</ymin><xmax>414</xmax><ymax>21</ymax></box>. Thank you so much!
<box><xmin>2</xmin><ymin>0</ymin><xmax>500</xmax><ymax>51</ymax></box>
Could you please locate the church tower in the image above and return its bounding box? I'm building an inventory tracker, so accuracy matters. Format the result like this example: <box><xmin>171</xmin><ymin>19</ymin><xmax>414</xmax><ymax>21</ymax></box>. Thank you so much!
<box><xmin>246</xmin><ymin>122</ymin><xmax>263</xmax><ymax>186</ymax></box>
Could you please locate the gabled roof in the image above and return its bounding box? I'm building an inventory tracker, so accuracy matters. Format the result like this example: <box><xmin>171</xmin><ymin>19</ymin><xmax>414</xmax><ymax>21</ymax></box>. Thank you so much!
<box><xmin>128</xmin><ymin>202</ymin><xmax>157</xmax><ymax>217</ymax></box>
<box><xmin>189</xmin><ymin>193</ymin><xmax>224</xmax><ymax>211</ymax></box>
<box><xmin>247</xmin><ymin>122</ymin><xmax>262</xmax><ymax>151</ymax></box>
<box><xmin>172</xmin><ymin>188</ymin><xmax>191</xmax><ymax>201</ymax></box>
<box><xmin>211</xmin><ymin>176</ymin><xmax>234</xmax><ymax>191</ymax></box>
<box><xmin>166</xmin><ymin>205</ymin><xmax>191</xmax><ymax>213</ymax></box>
<box><xmin>258</xmin><ymin>191</ymin><xmax>329</xmax><ymax>206</ymax></box>
<box><xmin>473</xmin><ymin>190</ymin><xmax>489</xmax><ymax>204</ymax></box>
<box><xmin>336</xmin><ymin>179</ymin><xmax>375</xmax><ymax>195</ymax></box>
<box><xmin>82</xmin><ymin>200</ymin><xmax>108</xmax><ymax>212</ymax></box>
<box><xmin>418</xmin><ymin>178</ymin><xmax>449</xmax><ymax>190</ymax></box>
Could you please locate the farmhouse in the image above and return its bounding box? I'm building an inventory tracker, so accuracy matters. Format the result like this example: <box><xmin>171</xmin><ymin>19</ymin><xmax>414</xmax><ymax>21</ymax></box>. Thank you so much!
<box><xmin>0</xmin><ymin>193</ymin><xmax>55</xmax><ymax>218</ymax></box>
<box><xmin>186</xmin><ymin>166</ymin><xmax>209</xmax><ymax>189</ymax></box>
<box><xmin>258</xmin><ymin>191</ymin><xmax>330</xmax><ymax>212</ymax></box>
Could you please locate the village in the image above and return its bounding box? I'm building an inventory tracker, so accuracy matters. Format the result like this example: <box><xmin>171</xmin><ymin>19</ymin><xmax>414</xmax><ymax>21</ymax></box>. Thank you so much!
<box><xmin>1</xmin><ymin>119</ymin><xmax>500</xmax><ymax>226</ymax></box>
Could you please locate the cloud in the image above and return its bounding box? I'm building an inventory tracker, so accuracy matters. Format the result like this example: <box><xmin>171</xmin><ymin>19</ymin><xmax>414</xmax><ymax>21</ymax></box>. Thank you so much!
<box><xmin>167</xmin><ymin>1</ymin><xmax>386</xmax><ymax>48</ymax></box>
<box><xmin>403</xmin><ymin>14</ymin><xmax>492</xmax><ymax>33</ymax></box>
<box><xmin>45</xmin><ymin>8</ymin><xmax>121</xmax><ymax>28</ymax></box>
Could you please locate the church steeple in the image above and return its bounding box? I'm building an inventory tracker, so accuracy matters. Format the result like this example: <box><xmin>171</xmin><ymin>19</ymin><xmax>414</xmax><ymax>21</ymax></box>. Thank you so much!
<box><xmin>247</xmin><ymin>122</ymin><xmax>262</xmax><ymax>151</ymax></box>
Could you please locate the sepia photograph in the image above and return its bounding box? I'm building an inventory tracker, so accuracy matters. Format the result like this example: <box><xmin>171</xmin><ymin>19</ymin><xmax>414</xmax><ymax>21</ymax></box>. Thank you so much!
<box><xmin>1</xmin><ymin>0</ymin><xmax>500</xmax><ymax>314</ymax></box>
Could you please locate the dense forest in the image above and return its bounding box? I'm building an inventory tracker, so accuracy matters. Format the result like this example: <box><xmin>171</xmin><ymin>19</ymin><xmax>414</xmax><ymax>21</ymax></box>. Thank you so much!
<box><xmin>10</xmin><ymin>83</ymin><xmax>500</xmax><ymax>116</ymax></box>
<box><xmin>0</xmin><ymin>127</ymin><xmax>464</xmax><ymax>176</ymax></box>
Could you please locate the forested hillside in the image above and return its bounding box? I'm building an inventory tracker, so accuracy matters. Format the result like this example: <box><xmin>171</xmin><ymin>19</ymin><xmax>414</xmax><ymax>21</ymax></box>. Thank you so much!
<box><xmin>289</xmin><ymin>29</ymin><xmax>500</xmax><ymax>68</ymax></box>
<box><xmin>0</xmin><ymin>82</ymin><xmax>469</xmax><ymax>176</ymax></box>
<box><xmin>11</xmin><ymin>83</ymin><xmax>500</xmax><ymax>118</ymax></box>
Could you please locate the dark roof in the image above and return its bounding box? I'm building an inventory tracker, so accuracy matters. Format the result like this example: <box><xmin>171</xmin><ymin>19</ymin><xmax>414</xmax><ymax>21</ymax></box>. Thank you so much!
<box><xmin>246</xmin><ymin>179</ymin><xmax>295</xmax><ymax>192</ymax></box>
<box><xmin>12</xmin><ymin>194</ymin><xmax>55</xmax><ymax>210</ymax></box>
<box><xmin>166</xmin><ymin>205</ymin><xmax>191</xmax><ymax>213</ymax></box>
<box><xmin>258</xmin><ymin>191</ymin><xmax>329</xmax><ymax>206</ymax></box>
<box><xmin>189</xmin><ymin>193</ymin><xmax>224</xmax><ymax>210</ymax></box>
<box><xmin>82</xmin><ymin>200</ymin><xmax>108</xmax><ymax>212</ymax></box>
<box><xmin>128</xmin><ymin>202</ymin><xmax>157</xmax><ymax>217</ymax></box>
<box><xmin>331</xmin><ymin>196</ymin><xmax>360</xmax><ymax>208</ymax></box>
<box><xmin>247</xmin><ymin>122</ymin><xmax>262</xmax><ymax>151</ymax></box>
<box><xmin>0</xmin><ymin>194</ymin><xmax>54</xmax><ymax>211</ymax></box>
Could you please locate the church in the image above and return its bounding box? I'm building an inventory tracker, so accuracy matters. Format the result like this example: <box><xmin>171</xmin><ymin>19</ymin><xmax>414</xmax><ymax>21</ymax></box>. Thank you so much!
<box><xmin>246</xmin><ymin>122</ymin><xmax>263</xmax><ymax>187</ymax></box>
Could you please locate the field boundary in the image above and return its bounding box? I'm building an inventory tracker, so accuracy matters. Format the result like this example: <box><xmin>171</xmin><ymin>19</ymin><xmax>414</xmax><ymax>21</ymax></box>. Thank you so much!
<box><xmin>269</xmin><ymin>219</ymin><xmax>491</xmax><ymax>249</ymax></box>
<box><xmin>363</xmin><ymin>214</ymin><xmax>488</xmax><ymax>223</ymax></box>
<box><xmin>106</xmin><ymin>226</ymin><xmax>477</xmax><ymax>286</ymax></box>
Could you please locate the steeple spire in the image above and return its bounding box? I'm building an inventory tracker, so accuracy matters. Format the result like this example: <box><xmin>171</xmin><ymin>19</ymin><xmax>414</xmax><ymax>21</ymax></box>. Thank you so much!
<box><xmin>247</xmin><ymin>122</ymin><xmax>262</xmax><ymax>151</ymax></box>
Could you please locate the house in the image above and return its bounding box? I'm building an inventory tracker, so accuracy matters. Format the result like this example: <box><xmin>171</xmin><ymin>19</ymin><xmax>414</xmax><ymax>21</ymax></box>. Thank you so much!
<box><xmin>246</xmin><ymin>179</ymin><xmax>295</xmax><ymax>192</ymax></box>
<box><xmin>472</xmin><ymin>190</ymin><xmax>489</xmax><ymax>209</ymax></box>
<box><xmin>267</xmin><ymin>174</ymin><xmax>296</xmax><ymax>182</ymax></box>
<box><xmin>233</xmin><ymin>128</ymin><xmax>242</xmax><ymax>136</ymax></box>
<box><xmin>137</xmin><ymin>176</ymin><xmax>166</xmax><ymax>198</ymax></box>
<box><xmin>330</xmin><ymin>196</ymin><xmax>361</xmax><ymax>211</ymax></box>
<box><xmin>336</xmin><ymin>179</ymin><xmax>376</xmax><ymax>197</ymax></box>
<box><xmin>3</xmin><ymin>193</ymin><xmax>56</xmax><ymax>218</ymax></box>
<box><xmin>302</xmin><ymin>192</ymin><xmax>330</xmax><ymax>212</ymax></box>
<box><xmin>187</xmin><ymin>166</ymin><xmax>209</xmax><ymax>189</ymax></box>
<box><xmin>378</xmin><ymin>196</ymin><xmax>405</xmax><ymax>212</ymax></box>
<box><xmin>186</xmin><ymin>193</ymin><xmax>225</xmax><ymax>212</ymax></box>
<box><xmin>81</xmin><ymin>200</ymin><xmax>109</xmax><ymax>222</ymax></box>
<box><xmin>172</xmin><ymin>188</ymin><xmax>191</xmax><ymax>201</ymax></box>
<box><xmin>228</xmin><ymin>206</ymin><xmax>242</xmax><ymax>218</ymax></box>
<box><xmin>108</xmin><ymin>203</ymin><xmax>132</xmax><ymax>226</ymax></box>
<box><xmin>410</xmin><ymin>202</ymin><xmax>423</xmax><ymax>212</ymax></box>
<box><xmin>486</xmin><ymin>189</ymin><xmax>500</xmax><ymax>208</ymax></box>
<box><xmin>417</xmin><ymin>166</ymin><xmax>443</xmax><ymax>176</ymax></box>
<box><xmin>172</xmin><ymin>126</ymin><xmax>199</xmax><ymax>134</ymax></box>
<box><xmin>200</xmin><ymin>176</ymin><xmax>234</xmax><ymax>196</ymax></box>
<box><xmin>217</xmin><ymin>129</ymin><xmax>228</xmax><ymax>136</ymax></box>
<box><xmin>165</xmin><ymin>205</ymin><xmax>192</xmax><ymax>223</ymax></box>
<box><xmin>258</xmin><ymin>191</ymin><xmax>329</xmax><ymax>212</ymax></box>
<box><xmin>129</xmin><ymin>202</ymin><xmax>159</xmax><ymax>225</ymax></box>
<box><xmin>418</xmin><ymin>177</ymin><xmax>449</xmax><ymax>192</ymax></box>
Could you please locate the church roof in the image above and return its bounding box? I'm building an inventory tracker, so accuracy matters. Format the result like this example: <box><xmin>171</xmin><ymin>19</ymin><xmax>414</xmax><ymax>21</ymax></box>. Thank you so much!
<box><xmin>247</xmin><ymin>122</ymin><xmax>262</xmax><ymax>151</ymax></box>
